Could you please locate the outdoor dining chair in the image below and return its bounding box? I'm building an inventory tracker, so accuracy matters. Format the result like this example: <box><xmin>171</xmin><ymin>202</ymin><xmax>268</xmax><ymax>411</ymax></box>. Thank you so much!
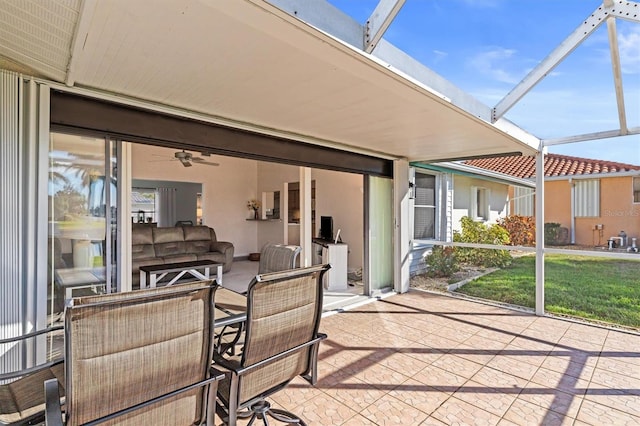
<box><xmin>257</xmin><ymin>244</ymin><xmax>301</xmax><ymax>274</ymax></box>
<box><xmin>214</xmin><ymin>264</ymin><xmax>330</xmax><ymax>425</ymax></box>
<box><xmin>216</xmin><ymin>244</ymin><xmax>302</xmax><ymax>356</ymax></box>
<box><xmin>0</xmin><ymin>327</ymin><xmax>65</xmax><ymax>426</ymax></box>
<box><xmin>44</xmin><ymin>281</ymin><xmax>223</xmax><ymax>426</ymax></box>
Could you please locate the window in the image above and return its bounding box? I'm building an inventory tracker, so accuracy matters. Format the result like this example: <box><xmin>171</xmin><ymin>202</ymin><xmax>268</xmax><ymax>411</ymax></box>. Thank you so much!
<box><xmin>512</xmin><ymin>186</ymin><xmax>534</xmax><ymax>216</ymax></box>
<box><xmin>131</xmin><ymin>188</ymin><xmax>156</xmax><ymax>224</ymax></box>
<box><xmin>471</xmin><ymin>186</ymin><xmax>489</xmax><ymax>221</ymax></box>
<box><xmin>634</xmin><ymin>177</ymin><xmax>640</xmax><ymax>203</ymax></box>
<box><xmin>414</xmin><ymin>173</ymin><xmax>436</xmax><ymax>239</ymax></box>
<box><xmin>574</xmin><ymin>179</ymin><xmax>600</xmax><ymax>217</ymax></box>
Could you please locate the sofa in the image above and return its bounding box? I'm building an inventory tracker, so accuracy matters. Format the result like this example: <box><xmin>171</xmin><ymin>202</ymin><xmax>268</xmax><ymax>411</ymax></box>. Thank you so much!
<box><xmin>131</xmin><ymin>225</ymin><xmax>234</xmax><ymax>287</ymax></box>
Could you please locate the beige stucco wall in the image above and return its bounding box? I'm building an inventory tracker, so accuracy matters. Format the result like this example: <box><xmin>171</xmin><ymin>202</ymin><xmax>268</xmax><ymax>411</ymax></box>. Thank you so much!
<box><xmin>542</xmin><ymin>177</ymin><xmax>639</xmax><ymax>246</ymax></box>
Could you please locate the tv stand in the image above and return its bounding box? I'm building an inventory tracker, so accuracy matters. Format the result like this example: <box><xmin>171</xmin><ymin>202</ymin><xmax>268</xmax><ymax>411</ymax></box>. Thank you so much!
<box><xmin>312</xmin><ymin>239</ymin><xmax>347</xmax><ymax>291</ymax></box>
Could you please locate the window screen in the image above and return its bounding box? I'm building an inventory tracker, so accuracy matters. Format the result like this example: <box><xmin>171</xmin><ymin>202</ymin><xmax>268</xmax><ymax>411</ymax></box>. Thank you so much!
<box><xmin>575</xmin><ymin>179</ymin><xmax>600</xmax><ymax>217</ymax></box>
<box><xmin>414</xmin><ymin>173</ymin><xmax>436</xmax><ymax>239</ymax></box>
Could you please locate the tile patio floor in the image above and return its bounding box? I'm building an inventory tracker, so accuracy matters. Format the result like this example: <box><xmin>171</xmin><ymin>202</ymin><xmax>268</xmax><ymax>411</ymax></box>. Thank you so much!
<box><xmin>217</xmin><ymin>289</ymin><xmax>640</xmax><ymax>425</ymax></box>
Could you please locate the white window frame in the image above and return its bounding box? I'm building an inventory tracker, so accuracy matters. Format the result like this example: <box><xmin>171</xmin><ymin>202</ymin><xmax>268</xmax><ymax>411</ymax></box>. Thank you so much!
<box><xmin>470</xmin><ymin>186</ymin><xmax>490</xmax><ymax>221</ymax></box>
<box><xmin>413</xmin><ymin>172</ymin><xmax>437</xmax><ymax>239</ymax></box>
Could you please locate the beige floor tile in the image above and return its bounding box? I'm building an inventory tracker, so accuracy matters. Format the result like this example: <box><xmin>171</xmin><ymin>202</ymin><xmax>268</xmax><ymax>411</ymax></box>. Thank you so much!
<box><xmin>540</xmin><ymin>354</ymin><xmax>596</xmax><ymax>381</ymax></box>
<box><xmin>589</xmin><ymin>366</ymin><xmax>640</xmax><ymax>390</ymax></box>
<box><xmin>594</xmin><ymin>356</ymin><xmax>640</xmax><ymax>381</ymax></box>
<box><xmin>419</xmin><ymin>416</ymin><xmax>449</xmax><ymax>425</ymax></box>
<box><xmin>431</xmin><ymin>354</ymin><xmax>484</xmax><ymax>379</ymax></box>
<box><xmin>529</xmin><ymin>367</ymin><xmax>590</xmax><ymax>396</ymax></box>
<box><xmin>269</xmin><ymin>375</ymin><xmax>324</xmax><ymax>407</ymax></box>
<box><xmin>388</xmin><ymin>378</ymin><xmax>452</xmax><ymax>416</ymax></box>
<box><xmin>374</xmin><ymin>349</ymin><xmax>430</xmax><ymax>377</ymax></box>
<box><xmin>271</xmin><ymin>292</ymin><xmax>640</xmax><ymax>425</ymax></box>
<box><xmin>340</xmin><ymin>414</ymin><xmax>379</xmax><ymax>425</ymax></box>
<box><xmin>470</xmin><ymin>366</ymin><xmax>528</xmax><ymax>391</ymax></box>
<box><xmin>517</xmin><ymin>381</ymin><xmax>584</xmax><ymax>419</ymax></box>
<box><xmin>290</xmin><ymin>393</ymin><xmax>360</xmax><ymax>425</ymax></box>
<box><xmin>359</xmin><ymin>393</ymin><xmax>429</xmax><ymax>425</ymax></box>
<box><xmin>502</xmin><ymin>398</ymin><xmax>573</xmax><ymax>426</ymax></box>
<box><xmin>419</xmin><ymin>332</ymin><xmax>461</xmax><ymax>353</ymax></box>
<box><xmin>413</xmin><ymin>364</ymin><xmax>468</xmax><ymax>394</ymax></box>
<box><xmin>451</xmin><ymin>379</ymin><xmax>519</xmax><ymax>417</ymax></box>
<box><xmin>430</xmin><ymin>396</ymin><xmax>502</xmax><ymax>426</ymax></box>
<box><xmin>576</xmin><ymin>398</ymin><xmax>640</xmax><ymax>425</ymax></box>
<box><xmin>485</xmin><ymin>354</ymin><xmax>541</xmax><ymax>381</ymax></box>
<box><xmin>351</xmin><ymin>360</ymin><xmax>411</xmax><ymax>391</ymax></box>
<box><xmin>583</xmin><ymin>386</ymin><xmax>640</xmax><ymax>417</ymax></box>
<box><xmin>321</xmin><ymin>373</ymin><xmax>388</xmax><ymax>412</ymax></box>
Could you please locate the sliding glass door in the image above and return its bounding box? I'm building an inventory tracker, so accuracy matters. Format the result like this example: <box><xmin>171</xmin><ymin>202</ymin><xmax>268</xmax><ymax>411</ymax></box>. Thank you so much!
<box><xmin>47</xmin><ymin>132</ymin><xmax>118</xmax><ymax>323</ymax></box>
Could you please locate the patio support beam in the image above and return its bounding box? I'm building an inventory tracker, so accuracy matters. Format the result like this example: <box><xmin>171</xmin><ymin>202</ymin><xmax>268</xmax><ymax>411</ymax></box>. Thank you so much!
<box><xmin>604</xmin><ymin>5</ymin><xmax>628</xmax><ymax>134</ymax></box>
<box><xmin>534</xmin><ymin>147</ymin><xmax>545</xmax><ymax>316</ymax></box>
<box><xmin>542</xmin><ymin>126</ymin><xmax>640</xmax><ymax>146</ymax></box>
<box><xmin>364</xmin><ymin>0</ymin><xmax>406</xmax><ymax>53</ymax></box>
<box><xmin>65</xmin><ymin>0</ymin><xmax>97</xmax><ymax>86</ymax></box>
<box><xmin>492</xmin><ymin>2</ymin><xmax>612</xmax><ymax>122</ymax></box>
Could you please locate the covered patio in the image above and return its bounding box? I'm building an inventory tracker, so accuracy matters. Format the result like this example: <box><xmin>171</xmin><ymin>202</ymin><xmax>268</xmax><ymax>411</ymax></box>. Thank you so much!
<box><xmin>244</xmin><ymin>291</ymin><xmax>640</xmax><ymax>425</ymax></box>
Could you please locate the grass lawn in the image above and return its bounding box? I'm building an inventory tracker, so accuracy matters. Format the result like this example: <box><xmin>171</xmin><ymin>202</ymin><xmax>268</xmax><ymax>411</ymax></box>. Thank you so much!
<box><xmin>455</xmin><ymin>254</ymin><xmax>640</xmax><ymax>329</ymax></box>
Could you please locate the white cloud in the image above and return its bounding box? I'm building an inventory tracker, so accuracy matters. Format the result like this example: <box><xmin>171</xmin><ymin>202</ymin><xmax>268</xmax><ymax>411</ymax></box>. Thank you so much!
<box><xmin>468</xmin><ymin>47</ymin><xmax>521</xmax><ymax>84</ymax></box>
<box><xmin>618</xmin><ymin>26</ymin><xmax>640</xmax><ymax>74</ymax></box>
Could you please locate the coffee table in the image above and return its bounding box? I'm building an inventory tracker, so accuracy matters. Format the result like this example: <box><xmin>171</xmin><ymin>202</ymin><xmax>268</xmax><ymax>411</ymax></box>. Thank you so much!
<box><xmin>139</xmin><ymin>260</ymin><xmax>223</xmax><ymax>288</ymax></box>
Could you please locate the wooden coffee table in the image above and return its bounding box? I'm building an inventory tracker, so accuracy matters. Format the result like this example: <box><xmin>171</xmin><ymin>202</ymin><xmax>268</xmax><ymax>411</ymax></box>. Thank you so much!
<box><xmin>139</xmin><ymin>260</ymin><xmax>223</xmax><ymax>288</ymax></box>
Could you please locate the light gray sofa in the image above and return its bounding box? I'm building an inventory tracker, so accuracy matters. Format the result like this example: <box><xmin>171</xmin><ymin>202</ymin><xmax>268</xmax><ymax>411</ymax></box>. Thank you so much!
<box><xmin>131</xmin><ymin>225</ymin><xmax>234</xmax><ymax>287</ymax></box>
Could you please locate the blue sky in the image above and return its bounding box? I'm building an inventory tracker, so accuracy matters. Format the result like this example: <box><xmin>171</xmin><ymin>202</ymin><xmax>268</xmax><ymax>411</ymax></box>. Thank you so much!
<box><xmin>328</xmin><ymin>0</ymin><xmax>640</xmax><ymax>165</ymax></box>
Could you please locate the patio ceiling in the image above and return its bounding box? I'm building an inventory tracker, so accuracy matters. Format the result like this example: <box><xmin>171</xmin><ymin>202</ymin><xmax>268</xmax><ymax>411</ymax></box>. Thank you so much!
<box><xmin>0</xmin><ymin>0</ymin><xmax>538</xmax><ymax>162</ymax></box>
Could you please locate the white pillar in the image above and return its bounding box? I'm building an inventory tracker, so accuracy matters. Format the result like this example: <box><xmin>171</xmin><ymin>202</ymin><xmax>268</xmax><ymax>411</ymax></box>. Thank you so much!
<box><xmin>393</xmin><ymin>159</ymin><xmax>411</xmax><ymax>293</ymax></box>
<box><xmin>535</xmin><ymin>147</ymin><xmax>545</xmax><ymax>315</ymax></box>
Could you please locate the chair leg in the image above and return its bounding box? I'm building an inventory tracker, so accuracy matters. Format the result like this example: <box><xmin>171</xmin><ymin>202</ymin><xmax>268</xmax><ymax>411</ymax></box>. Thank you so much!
<box><xmin>243</xmin><ymin>401</ymin><xmax>306</xmax><ymax>426</ymax></box>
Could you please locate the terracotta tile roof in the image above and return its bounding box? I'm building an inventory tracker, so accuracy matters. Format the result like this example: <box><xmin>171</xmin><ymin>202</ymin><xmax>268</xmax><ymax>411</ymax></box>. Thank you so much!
<box><xmin>464</xmin><ymin>154</ymin><xmax>640</xmax><ymax>179</ymax></box>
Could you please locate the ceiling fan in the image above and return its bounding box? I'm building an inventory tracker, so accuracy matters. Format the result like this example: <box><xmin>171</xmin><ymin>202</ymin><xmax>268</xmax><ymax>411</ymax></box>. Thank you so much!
<box><xmin>151</xmin><ymin>150</ymin><xmax>219</xmax><ymax>167</ymax></box>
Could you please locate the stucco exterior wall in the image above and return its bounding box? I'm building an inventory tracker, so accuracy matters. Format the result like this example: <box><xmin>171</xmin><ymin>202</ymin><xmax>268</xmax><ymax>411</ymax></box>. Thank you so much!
<box><xmin>452</xmin><ymin>175</ymin><xmax>510</xmax><ymax>232</ymax></box>
<box><xmin>544</xmin><ymin>177</ymin><xmax>640</xmax><ymax>247</ymax></box>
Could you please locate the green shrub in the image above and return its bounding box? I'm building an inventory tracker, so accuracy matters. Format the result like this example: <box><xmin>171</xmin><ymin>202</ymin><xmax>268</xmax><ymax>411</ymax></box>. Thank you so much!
<box><xmin>497</xmin><ymin>215</ymin><xmax>535</xmax><ymax>246</ymax></box>
<box><xmin>425</xmin><ymin>246</ymin><xmax>459</xmax><ymax>277</ymax></box>
<box><xmin>544</xmin><ymin>222</ymin><xmax>561</xmax><ymax>245</ymax></box>
<box><xmin>453</xmin><ymin>216</ymin><xmax>512</xmax><ymax>268</ymax></box>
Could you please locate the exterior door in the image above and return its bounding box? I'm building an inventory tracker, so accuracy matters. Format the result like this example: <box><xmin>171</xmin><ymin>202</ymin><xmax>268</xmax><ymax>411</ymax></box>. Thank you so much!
<box><xmin>47</xmin><ymin>132</ymin><xmax>118</xmax><ymax>324</ymax></box>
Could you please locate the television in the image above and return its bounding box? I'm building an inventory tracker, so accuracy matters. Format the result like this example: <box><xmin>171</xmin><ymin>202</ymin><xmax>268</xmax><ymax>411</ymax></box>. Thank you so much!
<box><xmin>319</xmin><ymin>216</ymin><xmax>333</xmax><ymax>241</ymax></box>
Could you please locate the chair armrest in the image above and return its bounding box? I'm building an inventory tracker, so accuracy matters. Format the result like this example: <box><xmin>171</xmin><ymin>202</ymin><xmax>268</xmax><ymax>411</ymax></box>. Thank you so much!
<box><xmin>44</xmin><ymin>379</ymin><xmax>64</xmax><ymax>426</ymax></box>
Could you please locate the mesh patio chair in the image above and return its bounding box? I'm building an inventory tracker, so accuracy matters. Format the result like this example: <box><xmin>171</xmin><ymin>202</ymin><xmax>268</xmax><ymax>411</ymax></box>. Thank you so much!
<box><xmin>216</xmin><ymin>244</ymin><xmax>302</xmax><ymax>356</ymax></box>
<box><xmin>0</xmin><ymin>327</ymin><xmax>65</xmax><ymax>426</ymax></box>
<box><xmin>257</xmin><ymin>244</ymin><xmax>301</xmax><ymax>274</ymax></box>
<box><xmin>214</xmin><ymin>264</ymin><xmax>330</xmax><ymax>426</ymax></box>
<box><xmin>44</xmin><ymin>281</ymin><xmax>223</xmax><ymax>426</ymax></box>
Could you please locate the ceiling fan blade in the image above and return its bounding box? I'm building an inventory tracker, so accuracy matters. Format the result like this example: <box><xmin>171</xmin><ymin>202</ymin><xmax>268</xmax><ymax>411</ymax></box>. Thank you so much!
<box><xmin>191</xmin><ymin>156</ymin><xmax>219</xmax><ymax>166</ymax></box>
<box><xmin>180</xmin><ymin>158</ymin><xmax>192</xmax><ymax>167</ymax></box>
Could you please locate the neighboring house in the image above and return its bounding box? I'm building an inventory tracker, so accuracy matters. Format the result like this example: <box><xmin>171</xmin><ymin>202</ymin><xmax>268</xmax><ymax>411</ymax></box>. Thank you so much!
<box><xmin>409</xmin><ymin>162</ymin><xmax>535</xmax><ymax>274</ymax></box>
<box><xmin>465</xmin><ymin>154</ymin><xmax>640</xmax><ymax>248</ymax></box>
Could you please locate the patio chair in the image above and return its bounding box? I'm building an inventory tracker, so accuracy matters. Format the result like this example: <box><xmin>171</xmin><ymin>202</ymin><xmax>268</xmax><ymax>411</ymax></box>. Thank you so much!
<box><xmin>214</xmin><ymin>264</ymin><xmax>330</xmax><ymax>425</ymax></box>
<box><xmin>216</xmin><ymin>244</ymin><xmax>302</xmax><ymax>356</ymax></box>
<box><xmin>0</xmin><ymin>327</ymin><xmax>65</xmax><ymax>426</ymax></box>
<box><xmin>258</xmin><ymin>244</ymin><xmax>301</xmax><ymax>274</ymax></box>
<box><xmin>44</xmin><ymin>281</ymin><xmax>223</xmax><ymax>426</ymax></box>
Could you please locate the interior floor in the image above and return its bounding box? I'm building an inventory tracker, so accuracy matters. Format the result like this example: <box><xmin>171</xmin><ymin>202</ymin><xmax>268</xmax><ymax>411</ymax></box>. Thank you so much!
<box><xmin>221</xmin><ymin>260</ymin><xmax>368</xmax><ymax>313</ymax></box>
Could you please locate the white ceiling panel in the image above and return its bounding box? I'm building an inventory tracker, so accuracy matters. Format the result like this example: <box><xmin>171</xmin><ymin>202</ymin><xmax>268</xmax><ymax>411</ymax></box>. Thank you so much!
<box><xmin>0</xmin><ymin>0</ymin><xmax>80</xmax><ymax>81</ymax></box>
<box><xmin>0</xmin><ymin>0</ymin><xmax>538</xmax><ymax>162</ymax></box>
